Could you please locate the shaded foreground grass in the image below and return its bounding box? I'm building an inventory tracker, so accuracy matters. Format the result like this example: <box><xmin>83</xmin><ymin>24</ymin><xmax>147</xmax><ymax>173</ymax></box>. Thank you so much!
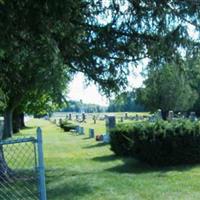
<box><xmin>20</xmin><ymin>119</ymin><xmax>200</xmax><ymax>200</ymax></box>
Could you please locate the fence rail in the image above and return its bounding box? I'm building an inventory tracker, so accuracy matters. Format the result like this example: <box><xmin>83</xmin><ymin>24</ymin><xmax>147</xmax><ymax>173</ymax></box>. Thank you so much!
<box><xmin>0</xmin><ymin>128</ymin><xmax>46</xmax><ymax>200</ymax></box>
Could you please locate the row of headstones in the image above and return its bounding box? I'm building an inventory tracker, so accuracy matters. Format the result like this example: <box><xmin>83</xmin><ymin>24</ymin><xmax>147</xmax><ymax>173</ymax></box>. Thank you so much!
<box><xmin>75</xmin><ymin>126</ymin><xmax>110</xmax><ymax>143</ymax></box>
<box><xmin>74</xmin><ymin>116</ymin><xmax>116</xmax><ymax>143</ymax></box>
<box><xmin>149</xmin><ymin>109</ymin><xmax>197</xmax><ymax>122</ymax></box>
<box><xmin>66</xmin><ymin>113</ymin><xmax>147</xmax><ymax>124</ymax></box>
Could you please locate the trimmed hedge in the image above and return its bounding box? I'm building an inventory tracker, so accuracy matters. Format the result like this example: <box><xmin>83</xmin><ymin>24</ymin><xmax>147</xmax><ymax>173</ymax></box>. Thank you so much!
<box><xmin>60</xmin><ymin>120</ymin><xmax>77</xmax><ymax>132</ymax></box>
<box><xmin>110</xmin><ymin>120</ymin><xmax>200</xmax><ymax>166</ymax></box>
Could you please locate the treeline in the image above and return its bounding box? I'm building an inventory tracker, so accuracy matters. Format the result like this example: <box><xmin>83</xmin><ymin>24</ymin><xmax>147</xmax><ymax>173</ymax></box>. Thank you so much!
<box><xmin>136</xmin><ymin>59</ymin><xmax>200</xmax><ymax>117</ymax></box>
<box><xmin>61</xmin><ymin>100</ymin><xmax>107</xmax><ymax>113</ymax></box>
<box><xmin>107</xmin><ymin>91</ymin><xmax>146</xmax><ymax>112</ymax></box>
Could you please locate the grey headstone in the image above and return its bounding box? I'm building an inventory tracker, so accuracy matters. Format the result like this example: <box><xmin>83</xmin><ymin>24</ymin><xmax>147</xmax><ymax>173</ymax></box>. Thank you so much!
<box><xmin>93</xmin><ymin>115</ymin><xmax>96</xmax><ymax>124</ymax></box>
<box><xmin>82</xmin><ymin>113</ymin><xmax>86</xmax><ymax>122</ymax></box>
<box><xmin>103</xmin><ymin>134</ymin><xmax>110</xmax><ymax>143</ymax></box>
<box><xmin>157</xmin><ymin>109</ymin><xmax>162</xmax><ymax>120</ymax></box>
<box><xmin>59</xmin><ymin>118</ymin><xmax>63</xmax><ymax>126</ymax></box>
<box><xmin>76</xmin><ymin>126</ymin><xmax>80</xmax><ymax>133</ymax></box>
<box><xmin>68</xmin><ymin>113</ymin><xmax>72</xmax><ymax>120</ymax></box>
<box><xmin>89</xmin><ymin>128</ymin><xmax>95</xmax><ymax>138</ymax></box>
<box><xmin>79</xmin><ymin>127</ymin><xmax>84</xmax><ymax>135</ymax></box>
<box><xmin>168</xmin><ymin>110</ymin><xmax>174</xmax><ymax>121</ymax></box>
<box><xmin>189</xmin><ymin>112</ymin><xmax>197</xmax><ymax>122</ymax></box>
<box><xmin>106</xmin><ymin>116</ymin><xmax>116</xmax><ymax>134</ymax></box>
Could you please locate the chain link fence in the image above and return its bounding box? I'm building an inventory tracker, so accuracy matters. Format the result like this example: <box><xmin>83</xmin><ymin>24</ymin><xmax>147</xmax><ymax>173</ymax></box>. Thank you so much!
<box><xmin>0</xmin><ymin>128</ymin><xmax>46</xmax><ymax>200</ymax></box>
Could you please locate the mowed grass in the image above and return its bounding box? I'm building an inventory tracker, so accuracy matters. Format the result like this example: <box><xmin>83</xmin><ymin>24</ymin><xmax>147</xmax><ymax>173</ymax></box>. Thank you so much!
<box><xmin>20</xmin><ymin>118</ymin><xmax>200</xmax><ymax>200</ymax></box>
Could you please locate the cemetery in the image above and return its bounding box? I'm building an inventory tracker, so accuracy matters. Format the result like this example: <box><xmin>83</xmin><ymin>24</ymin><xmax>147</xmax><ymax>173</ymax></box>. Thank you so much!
<box><xmin>1</xmin><ymin>1</ymin><xmax>200</xmax><ymax>199</ymax></box>
<box><xmin>14</xmin><ymin>111</ymin><xmax>200</xmax><ymax>200</ymax></box>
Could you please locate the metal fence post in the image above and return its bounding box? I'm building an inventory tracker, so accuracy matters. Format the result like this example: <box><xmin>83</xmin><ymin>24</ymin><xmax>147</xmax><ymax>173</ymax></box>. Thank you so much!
<box><xmin>37</xmin><ymin>127</ymin><xmax>47</xmax><ymax>200</ymax></box>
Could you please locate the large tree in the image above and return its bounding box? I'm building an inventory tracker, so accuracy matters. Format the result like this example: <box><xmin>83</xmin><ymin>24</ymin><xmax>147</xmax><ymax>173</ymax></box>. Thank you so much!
<box><xmin>108</xmin><ymin>91</ymin><xmax>145</xmax><ymax>112</ymax></box>
<box><xmin>136</xmin><ymin>62</ymin><xmax>198</xmax><ymax>117</ymax></box>
<box><xmin>1</xmin><ymin>0</ymin><xmax>200</xmax><ymax>138</ymax></box>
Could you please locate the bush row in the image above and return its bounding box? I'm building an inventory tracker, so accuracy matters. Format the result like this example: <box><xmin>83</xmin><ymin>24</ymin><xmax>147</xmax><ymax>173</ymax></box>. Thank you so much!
<box><xmin>110</xmin><ymin>120</ymin><xmax>200</xmax><ymax>166</ymax></box>
<box><xmin>60</xmin><ymin>120</ymin><xmax>77</xmax><ymax>132</ymax></box>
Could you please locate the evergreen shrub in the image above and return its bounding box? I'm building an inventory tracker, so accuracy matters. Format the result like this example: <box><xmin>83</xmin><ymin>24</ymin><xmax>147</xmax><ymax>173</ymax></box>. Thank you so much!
<box><xmin>60</xmin><ymin>120</ymin><xmax>77</xmax><ymax>132</ymax></box>
<box><xmin>110</xmin><ymin>120</ymin><xmax>200</xmax><ymax>166</ymax></box>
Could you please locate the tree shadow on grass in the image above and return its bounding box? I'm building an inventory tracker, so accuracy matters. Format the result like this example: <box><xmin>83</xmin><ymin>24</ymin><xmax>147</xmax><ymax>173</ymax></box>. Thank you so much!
<box><xmin>82</xmin><ymin>137</ymin><xmax>91</xmax><ymax>140</ymax></box>
<box><xmin>45</xmin><ymin>168</ymin><xmax>93</xmax><ymax>200</ymax></box>
<box><xmin>92</xmin><ymin>154</ymin><xmax>119</xmax><ymax>162</ymax></box>
<box><xmin>83</xmin><ymin>142</ymin><xmax>108</xmax><ymax>149</ymax></box>
<box><xmin>91</xmin><ymin>154</ymin><xmax>197</xmax><ymax>174</ymax></box>
<box><xmin>21</xmin><ymin>126</ymin><xmax>36</xmax><ymax>130</ymax></box>
<box><xmin>106</xmin><ymin>158</ymin><xmax>197</xmax><ymax>174</ymax></box>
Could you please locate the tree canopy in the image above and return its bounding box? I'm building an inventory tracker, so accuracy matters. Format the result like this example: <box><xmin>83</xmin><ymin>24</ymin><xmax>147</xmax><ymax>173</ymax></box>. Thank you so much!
<box><xmin>108</xmin><ymin>91</ymin><xmax>145</xmax><ymax>112</ymax></box>
<box><xmin>1</xmin><ymin>0</ymin><xmax>200</xmax><ymax>137</ymax></box>
<box><xmin>136</xmin><ymin>62</ymin><xmax>198</xmax><ymax>117</ymax></box>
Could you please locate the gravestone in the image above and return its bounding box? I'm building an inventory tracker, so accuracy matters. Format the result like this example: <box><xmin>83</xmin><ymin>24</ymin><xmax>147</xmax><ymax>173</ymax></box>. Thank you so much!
<box><xmin>168</xmin><ymin>110</ymin><xmax>174</xmax><ymax>121</ymax></box>
<box><xmin>189</xmin><ymin>112</ymin><xmax>197</xmax><ymax>122</ymax></box>
<box><xmin>103</xmin><ymin>134</ymin><xmax>110</xmax><ymax>143</ymax></box>
<box><xmin>76</xmin><ymin>115</ymin><xmax>79</xmax><ymax>121</ymax></box>
<box><xmin>125</xmin><ymin>113</ymin><xmax>128</xmax><ymax>119</ymax></box>
<box><xmin>82</xmin><ymin>113</ymin><xmax>86</xmax><ymax>122</ymax></box>
<box><xmin>76</xmin><ymin>126</ymin><xmax>80</xmax><ymax>134</ymax></box>
<box><xmin>89</xmin><ymin>128</ymin><xmax>95</xmax><ymax>138</ymax></box>
<box><xmin>106</xmin><ymin>116</ymin><xmax>116</xmax><ymax>133</ymax></box>
<box><xmin>120</xmin><ymin>117</ymin><xmax>124</xmax><ymax>123</ymax></box>
<box><xmin>93</xmin><ymin>115</ymin><xmax>96</xmax><ymax>124</ymax></box>
<box><xmin>68</xmin><ymin>113</ymin><xmax>72</xmax><ymax>120</ymax></box>
<box><xmin>148</xmin><ymin>115</ymin><xmax>156</xmax><ymax>122</ymax></box>
<box><xmin>135</xmin><ymin>114</ymin><xmax>139</xmax><ymax>121</ymax></box>
<box><xmin>177</xmin><ymin>112</ymin><xmax>182</xmax><ymax>118</ymax></box>
<box><xmin>59</xmin><ymin>118</ymin><xmax>63</xmax><ymax>126</ymax></box>
<box><xmin>157</xmin><ymin>109</ymin><xmax>162</xmax><ymax>120</ymax></box>
<box><xmin>79</xmin><ymin>127</ymin><xmax>84</xmax><ymax>135</ymax></box>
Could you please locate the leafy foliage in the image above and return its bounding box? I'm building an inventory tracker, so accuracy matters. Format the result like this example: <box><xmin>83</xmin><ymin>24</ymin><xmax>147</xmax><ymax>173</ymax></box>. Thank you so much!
<box><xmin>110</xmin><ymin>120</ymin><xmax>200</xmax><ymax>166</ymax></box>
<box><xmin>108</xmin><ymin>91</ymin><xmax>145</xmax><ymax>112</ymax></box>
<box><xmin>136</xmin><ymin>63</ymin><xmax>198</xmax><ymax>113</ymax></box>
<box><xmin>61</xmin><ymin>100</ymin><xmax>106</xmax><ymax>113</ymax></box>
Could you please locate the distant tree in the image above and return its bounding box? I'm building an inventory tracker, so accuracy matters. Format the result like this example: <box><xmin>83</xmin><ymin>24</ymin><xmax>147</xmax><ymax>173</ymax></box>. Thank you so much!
<box><xmin>136</xmin><ymin>63</ymin><xmax>198</xmax><ymax>118</ymax></box>
<box><xmin>108</xmin><ymin>91</ymin><xmax>145</xmax><ymax>112</ymax></box>
<box><xmin>61</xmin><ymin>100</ymin><xmax>106</xmax><ymax>113</ymax></box>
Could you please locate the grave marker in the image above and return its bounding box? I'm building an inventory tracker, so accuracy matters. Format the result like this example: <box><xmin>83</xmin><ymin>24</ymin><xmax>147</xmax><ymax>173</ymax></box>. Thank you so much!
<box><xmin>104</xmin><ymin>116</ymin><xmax>116</xmax><ymax>143</ymax></box>
<box><xmin>168</xmin><ymin>110</ymin><xmax>174</xmax><ymax>121</ymax></box>
<box><xmin>93</xmin><ymin>115</ymin><xmax>96</xmax><ymax>124</ymax></box>
<box><xmin>82</xmin><ymin>113</ymin><xmax>86</xmax><ymax>122</ymax></box>
<box><xmin>89</xmin><ymin>128</ymin><xmax>95</xmax><ymax>138</ymax></box>
<box><xmin>189</xmin><ymin>112</ymin><xmax>197</xmax><ymax>122</ymax></box>
<box><xmin>157</xmin><ymin>109</ymin><xmax>162</xmax><ymax>120</ymax></box>
<box><xmin>68</xmin><ymin>113</ymin><xmax>72</xmax><ymax>120</ymax></box>
<box><xmin>79</xmin><ymin>127</ymin><xmax>84</xmax><ymax>135</ymax></box>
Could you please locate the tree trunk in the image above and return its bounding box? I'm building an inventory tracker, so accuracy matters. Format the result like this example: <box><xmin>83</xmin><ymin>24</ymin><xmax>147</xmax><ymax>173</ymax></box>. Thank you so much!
<box><xmin>0</xmin><ymin>146</ymin><xmax>12</xmax><ymax>180</ymax></box>
<box><xmin>13</xmin><ymin>110</ymin><xmax>20</xmax><ymax>134</ymax></box>
<box><xmin>20</xmin><ymin>112</ymin><xmax>26</xmax><ymax>128</ymax></box>
<box><xmin>3</xmin><ymin>108</ymin><xmax>13</xmax><ymax>139</ymax></box>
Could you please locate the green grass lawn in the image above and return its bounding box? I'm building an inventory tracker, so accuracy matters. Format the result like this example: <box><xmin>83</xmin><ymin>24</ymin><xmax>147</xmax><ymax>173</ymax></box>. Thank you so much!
<box><xmin>20</xmin><ymin>119</ymin><xmax>200</xmax><ymax>200</ymax></box>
